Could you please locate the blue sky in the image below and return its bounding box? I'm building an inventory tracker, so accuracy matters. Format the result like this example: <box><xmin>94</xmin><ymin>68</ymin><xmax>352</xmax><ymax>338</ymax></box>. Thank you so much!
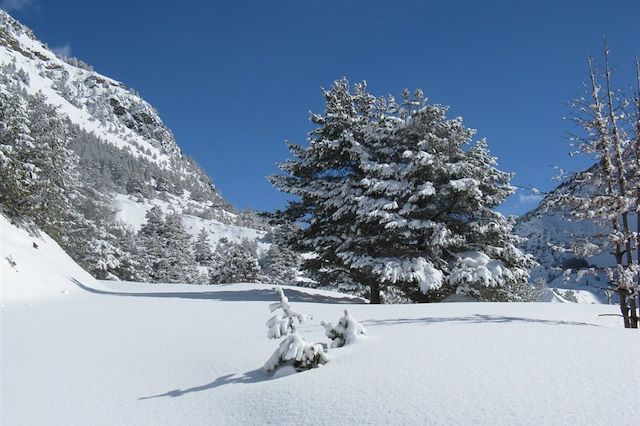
<box><xmin>3</xmin><ymin>0</ymin><xmax>639</xmax><ymax>215</ymax></box>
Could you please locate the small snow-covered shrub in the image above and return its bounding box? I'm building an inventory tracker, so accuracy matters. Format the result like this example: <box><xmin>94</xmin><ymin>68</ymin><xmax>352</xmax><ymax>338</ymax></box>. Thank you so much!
<box><xmin>266</xmin><ymin>286</ymin><xmax>307</xmax><ymax>339</ymax></box>
<box><xmin>264</xmin><ymin>333</ymin><xmax>329</xmax><ymax>373</ymax></box>
<box><xmin>321</xmin><ymin>309</ymin><xmax>366</xmax><ymax>348</ymax></box>
<box><xmin>264</xmin><ymin>286</ymin><xmax>327</xmax><ymax>374</ymax></box>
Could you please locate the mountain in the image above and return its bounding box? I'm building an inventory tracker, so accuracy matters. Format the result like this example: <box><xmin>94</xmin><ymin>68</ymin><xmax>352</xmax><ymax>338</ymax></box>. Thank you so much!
<box><xmin>0</xmin><ymin>10</ymin><xmax>273</xmax><ymax>282</ymax></box>
<box><xmin>514</xmin><ymin>163</ymin><xmax>637</xmax><ymax>302</ymax></box>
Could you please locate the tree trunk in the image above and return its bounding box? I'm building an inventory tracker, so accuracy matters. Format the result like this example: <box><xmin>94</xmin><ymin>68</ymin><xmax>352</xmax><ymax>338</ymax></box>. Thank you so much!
<box><xmin>629</xmin><ymin>293</ymin><xmax>639</xmax><ymax>328</ymax></box>
<box><xmin>602</xmin><ymin>48</ymin><xmax>634</xmax><ymax>328</ymax></box>
<box><xmin>369</xmin><ymin>281</ymin><xmax>381</xmax><ymax>304</ymax></box>
<box><xmin>620</xmin><ymin>288</ymin><xmax>631</xmax><ymax>328</ymax></box>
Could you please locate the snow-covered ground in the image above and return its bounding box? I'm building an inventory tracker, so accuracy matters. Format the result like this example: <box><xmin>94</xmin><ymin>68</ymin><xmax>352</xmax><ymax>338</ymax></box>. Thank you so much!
<box><xmin>0</xmin><ymin>214</ymin><xmax>107</xmax><ymax>303</ymax></box>
<box><xmin>2</xmin><ymin>216</ymin><xmax>638</xmax><ymax>425</ymax></box>
<box><xmin>2</xmin><ymin>280</ymin><xmax>637</xmax><ymax>425</ymax></box>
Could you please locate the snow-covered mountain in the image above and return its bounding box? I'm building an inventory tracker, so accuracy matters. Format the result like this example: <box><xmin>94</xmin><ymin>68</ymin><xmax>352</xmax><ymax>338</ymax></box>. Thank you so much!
<box><xmin>0</xmin><ymin>10</ymin><xmax>271</xmax><ymax>278</ymax></box>
<box><xmin>514</xmin><ymin>163</ymin><xmax>637</xmax><ymax>302</ymax></box>
<box><xmin>1</xmin><ymin>11</ymin><xmax>202</xmax><ymax>184</ymax></box>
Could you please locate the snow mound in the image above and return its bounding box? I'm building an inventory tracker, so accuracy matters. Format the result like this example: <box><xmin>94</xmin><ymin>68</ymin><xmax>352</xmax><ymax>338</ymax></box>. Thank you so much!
<box><xmin>541</xmin><ymin>288</ymin><xmax>601</xmax><ymax>304</ymax></box>
<box><xmin>0</xmin><ymin>214</ymin><xmax>101</xmax><ymax>304</ymax></box>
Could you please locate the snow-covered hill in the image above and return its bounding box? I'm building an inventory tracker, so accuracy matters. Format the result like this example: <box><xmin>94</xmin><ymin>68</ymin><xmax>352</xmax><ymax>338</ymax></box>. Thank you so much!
<box><xmin>0</xmin><ymin>213</ymin><xmax>106</xmax><ymax>303</ymax></box>
<box><xmin>112</xmin><ymin>193</ymin><xmax>269</xmax><ymax>255</ymax></box>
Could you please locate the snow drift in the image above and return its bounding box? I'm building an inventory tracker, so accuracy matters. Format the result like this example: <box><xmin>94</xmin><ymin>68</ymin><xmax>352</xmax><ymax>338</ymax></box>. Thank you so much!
<box><xmin>0</xmin><ymin>214</ymin><xmax>103</xmax><ymax>303</ymax></box>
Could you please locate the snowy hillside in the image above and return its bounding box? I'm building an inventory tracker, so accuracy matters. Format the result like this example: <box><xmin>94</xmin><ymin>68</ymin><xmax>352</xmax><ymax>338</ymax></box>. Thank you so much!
<box><xmin>113</xmin><ymin>194</ymin><xmax>265</xmax><ymax>245</ymax></box>
<box><xmin>0</xmin><ymin>10</ymin><xmax>273</xmax><ymax>282</ymax></box>
<box><xmin>515</xmin><ymin>165</ymin><xmax>638</xmax><ymax>302</ymax></box>
<box><xmin>1</xmin><ymin>10</ymin><xmax>193</xmax><ymax>172</ymax></box>
<box><xmin>2</xmin><ymin>277</ymin><xmax>637</xmax><ymax>425</ymax></box>
<box><xmin>0</xmin><ymin>213</ymin><xmax>106</xmax><ymax>303</ymax></box>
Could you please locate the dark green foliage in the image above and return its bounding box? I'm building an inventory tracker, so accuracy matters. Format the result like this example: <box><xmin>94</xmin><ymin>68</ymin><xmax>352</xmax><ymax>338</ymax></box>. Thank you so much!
<box><xmin>209</xmin><ymin>237</ymin><xmax>261</xmax><ymax>284</ymax></box>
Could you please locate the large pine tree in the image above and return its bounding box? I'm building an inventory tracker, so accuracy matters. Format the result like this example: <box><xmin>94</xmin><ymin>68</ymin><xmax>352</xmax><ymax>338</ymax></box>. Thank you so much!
<box><xmin>270</xmin><ymin>79</ymin><xmax>534</xmax><ymax>302</ymax></box>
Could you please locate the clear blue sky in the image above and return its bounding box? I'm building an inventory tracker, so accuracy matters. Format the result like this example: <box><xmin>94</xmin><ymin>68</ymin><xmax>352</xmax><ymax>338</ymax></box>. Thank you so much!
<box><xmin>4</xmin><ymin>0</ymin><xmax>639</xmax><ymax>215</ymax></box>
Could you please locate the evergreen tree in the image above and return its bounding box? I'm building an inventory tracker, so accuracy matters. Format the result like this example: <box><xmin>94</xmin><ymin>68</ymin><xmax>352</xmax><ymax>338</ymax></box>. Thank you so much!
<box><xmin>270</xmin><ymin>79</ymin><xmax>534</xmax><ymax>303</ymax></box>
<box><xmin>209</xmin><ymin>238</ymin><xmax>261</xmax><ymax>284</ymax></box>
<box><xmin>321</xmin><ymin>309</ymin><xmax>366</xmax><ymax>348</ymax></box>
<box><xmin>161</xmin><ymin>212</ymin><xmax>198</xmax><ymax>283</ymax></box>
<box><xmin>264</xmin><ymin>287</ymin><xmax>328</xmax><ymax>373</ymax></box>
<box><xmin>194</xmin><ymin>227</ymin><xmax>213</xmax><ymax>265</ymax></box>
<box><xmin>0</xmin><ymin>81</ymin><xmax>77</xmax><ymax>239</ymax></box>
<box><xmin>138</xmin><ymin>206</ymin><xmax>167</xmax><ymax>282</ymax></box>
<box><xmin>262</xmin><ymin>243</ymin><xmax>298</xmax><ymax>285</ymax></box>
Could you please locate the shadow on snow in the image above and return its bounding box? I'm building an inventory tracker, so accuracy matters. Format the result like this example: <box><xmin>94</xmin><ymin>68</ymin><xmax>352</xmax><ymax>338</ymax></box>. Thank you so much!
<box><xmin>361</xmin><ymin>314</ymin><xmax>598</xmax><ymax>328</ymax></box>
<box><xmin>138</xmin><ymin>369</ymin><xmax>268</xmax><ymax>400</ymax></box>
<box><xmin>71</xmin><ymin>278</ymin><xmax>362</xmax><ymax>304</ymax></box>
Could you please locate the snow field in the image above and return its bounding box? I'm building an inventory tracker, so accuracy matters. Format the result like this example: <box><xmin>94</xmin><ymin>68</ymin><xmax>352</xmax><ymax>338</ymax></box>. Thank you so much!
<box><xmin>2</xmin><ymin>279</ymin><xmax>637</xmax><ymax>426</ymax></box>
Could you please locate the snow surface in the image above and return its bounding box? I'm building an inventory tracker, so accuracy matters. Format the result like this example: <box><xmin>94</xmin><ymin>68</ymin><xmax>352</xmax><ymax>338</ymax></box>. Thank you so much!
<box><xmin>2</xmin><ymin>216</ymin><xmax>638</xmax><ymax>425</ymax></box>
<box><xmin>0</xmin><ymin>214</ymin><xmax>105</xmax><ymax>303</ymax></box>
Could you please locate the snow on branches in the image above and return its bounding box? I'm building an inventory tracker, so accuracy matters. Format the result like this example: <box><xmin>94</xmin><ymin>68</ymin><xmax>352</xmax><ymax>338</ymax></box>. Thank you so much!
<box><xmin>270</xmin><ymin>79</ymin><xmax>535</xmax><ymax>303</ymax></box>
<box><xmin>266</xmin><ymin>286</ymin><xmax>308</xmax><ymax>339</ymax></box>
<box><xmin>264</xmin><ymin>333</ymin><xmax>329</xmax><ymax>373</ymax></box>
<box><xmin>264</xmin><ymin>287</ymin><xmax>328</xmax><ymax>373</ymax></box>
<box><xmin>321</xmin><ymin>309</ymin><xmax>366</xmax><ymax>348</ymax></box>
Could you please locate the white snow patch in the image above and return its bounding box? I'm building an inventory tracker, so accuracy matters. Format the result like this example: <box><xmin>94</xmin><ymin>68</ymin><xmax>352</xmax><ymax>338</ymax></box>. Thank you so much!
<box><xmin>0</xmin><ymin>214</ymin><xmax>104</xmax><ymax>304</ymax></box>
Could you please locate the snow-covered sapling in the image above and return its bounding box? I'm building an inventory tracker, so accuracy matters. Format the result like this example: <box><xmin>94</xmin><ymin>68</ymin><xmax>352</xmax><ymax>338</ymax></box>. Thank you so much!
<box><xmin>264</xmin><ymin>286</ymin><xmax>328</xmax><ymax>373</ymax></box>
<box><xmin>266</xmin><ymin>286</ymin><xmax>308</xmax><ymax>339</ymax></box>
<box><xmin>321</xmin><ymin>309</ymin><xmax>366</xmax><ymax>348</ymax></box>
<box><xmin>264</xmin><ymin>333</ymin><xmax>329</xmax><ymax>373</ymax></box>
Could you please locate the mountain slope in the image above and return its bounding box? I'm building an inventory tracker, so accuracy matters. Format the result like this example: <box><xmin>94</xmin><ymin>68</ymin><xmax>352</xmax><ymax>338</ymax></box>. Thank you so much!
<box><xmin>0</xmin><ymin>10</ymin><xmax>271</xmax><ymax>281</ymax></box>
<box><xmin>1</xmin><ymin>10</ymin><xmax>205</xmax><ymax>184</ymax></box>
<box><xmin>0</xmin><ymin>213</ymin><xmax>107</xmax><ymax>303</ymax></box>
<box><xmin>515</xmin><ymin>164</ymin><xmax>637</xmax><ymax>302</ymax></box>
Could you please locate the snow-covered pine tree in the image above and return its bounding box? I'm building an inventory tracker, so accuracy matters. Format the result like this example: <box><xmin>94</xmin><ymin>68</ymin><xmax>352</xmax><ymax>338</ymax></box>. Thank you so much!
<box><xmin>138</xmin><ymin>206</ymin><xmax>167</xmax><ymax>282</ymax></box>
<box><xmin>0</xmin><ymin>79</ymin><xmax>33</xmax><ymax>218</ymax></box>
<box><xmin>22</xmin><ymin>92</ymin><xmax>76</xmax><ymax>239</ymax></box>
<box><xmin>263</xmin><ymin>286</ymin><xmax>327</xmax><ymax>373</ymax></box>
<box><xmin>61</xmin><ymin>186</ymin><xmax>138</xmax><ymax>280</ymax></box>
<box><xmin>260</xmin><ymin>221</ymin><xmax>300</xmax><ymax>285</ymax></box>
<box><xmin>159</xmin><ymin>212</ymin><xmax>198</xmax><ymax>284</ymax></box>
<box><xmin>266</xmin><ymin>286</ymin><xmax>307</xmax><ymax>339</ymax></box>
<box><xmin>194</xmin><ymin>227</ymin><xmax>213</xmax><ymax>265</ymax></box>
<box><xmin>321</xmin><ymin>309</ymin><xmax>366</xmax><ymax>348</ymax></box>
<box><xmin>270</xmin><ymin>79</ymin><xmax>534</xmax><ymax>303</ymax></box>
<box><xmin>262</xmin><ymin>243</ymin><xmax>298</xmax><ymax>285</ymax></box>
<box><xmin>0</xmin><ymin>75</ymin><xmax>77</xmax><ymax>239</ymax></box>
<box><xmin>269</xmin><ymin>79</ymin><xmax>382</xmax><ymax>301</ymax></box>
<box><xmin>264</xmin><ymin>333</ymin><xmax>329</xmax><ymax>374</ymax></box>
<box><xmin>209</xmin><ymin>237</ymin><xmax>261</xmax><ymax>284</ymax></box>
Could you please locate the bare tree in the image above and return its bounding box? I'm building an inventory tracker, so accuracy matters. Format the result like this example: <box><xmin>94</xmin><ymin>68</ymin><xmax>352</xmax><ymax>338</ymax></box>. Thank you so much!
<box><xmin>553</xmin><ymin>43</ymin><xmax>639</xmax><ymax>328</ymax></box>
